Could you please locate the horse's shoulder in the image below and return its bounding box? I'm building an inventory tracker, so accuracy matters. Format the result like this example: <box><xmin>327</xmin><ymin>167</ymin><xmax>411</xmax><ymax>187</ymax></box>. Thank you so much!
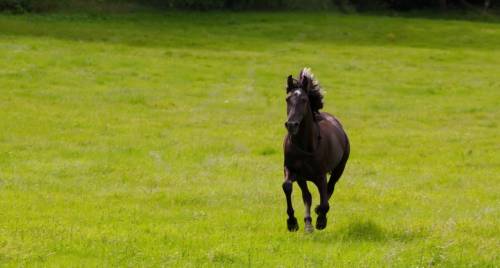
<box><xmin>314</xmin><ymin>112</ymin><xmax>324</xmax><ymax>122</ymax></box>
<box><xmin>317</xmin><ymin>112</ymin><xmax>342</xmax><ymax>128</ymax></box>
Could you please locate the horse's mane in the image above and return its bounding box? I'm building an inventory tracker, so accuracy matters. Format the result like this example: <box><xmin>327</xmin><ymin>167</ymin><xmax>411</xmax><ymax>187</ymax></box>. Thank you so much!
<box><xmin>299</xmin><ymin>67</ymin><xmax>324</xmax><ymax>114</ymax></box>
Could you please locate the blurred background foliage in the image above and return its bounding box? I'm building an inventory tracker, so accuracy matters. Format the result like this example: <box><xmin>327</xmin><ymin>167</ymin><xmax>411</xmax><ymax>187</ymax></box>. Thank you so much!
<box><xmin>0</xmin><ymin>0</ymin><xmax>496</xmax><ymax>13</ymax></box>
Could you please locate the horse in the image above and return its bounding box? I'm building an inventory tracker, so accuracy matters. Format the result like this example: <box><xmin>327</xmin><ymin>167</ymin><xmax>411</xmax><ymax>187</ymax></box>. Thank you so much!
<box><xmin>282</xmin><ymin>68</ymin><xmax>350</xmax><ymax>232</ymax></box>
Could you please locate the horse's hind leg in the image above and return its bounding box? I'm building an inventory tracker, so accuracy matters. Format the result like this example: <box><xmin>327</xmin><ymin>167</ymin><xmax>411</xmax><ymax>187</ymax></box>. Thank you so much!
<box><xmin>329</xmin><ymin>139</ymin><xmax>350</xmax><ymax>199</ymax></box>
<box><xmin>327</xmin><ymin>158</ymin><xmax>347</xmax><ymax>200</ymax></box>
<box><xmin>282</xmin><ymin>168</ymin><xmax>298</xmax><ymax>232</ymax></box>
<box><xmin>297</xmin><ymin>180</ymin><xmax>313</xmax><ymax>233</ymax></box>
<box><xmin>314</xmin><ymin>175</ymin><xmax>329</xmax><ymax>230</ymax></box>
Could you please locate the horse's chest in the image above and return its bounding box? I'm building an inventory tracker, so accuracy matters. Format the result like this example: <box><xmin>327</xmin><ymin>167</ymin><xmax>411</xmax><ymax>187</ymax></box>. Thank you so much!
<box><xmin>285</xmin><ymin>157</ymin><xmax>320</xmax><ymax>177</ymax></box>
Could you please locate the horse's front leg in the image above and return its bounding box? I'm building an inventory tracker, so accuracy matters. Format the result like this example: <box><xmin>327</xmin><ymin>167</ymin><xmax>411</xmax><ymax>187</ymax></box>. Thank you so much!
<box><xmin>314</xmin><ymin>175</ymin><xmax>330</xmax><ymax>230</ymax></box>
<box><xmin>297</xmin><ymin>180</ymin><xmax>313</xmax><ymax>233</ymax></box>
<box><xmin>283</xmin><ymin>168</ymin><xmax>298</xmax><ymax>232</ymax></box>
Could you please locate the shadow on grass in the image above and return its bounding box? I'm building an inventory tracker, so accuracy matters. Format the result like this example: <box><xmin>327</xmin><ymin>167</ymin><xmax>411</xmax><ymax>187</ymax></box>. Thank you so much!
<box><xmin>312</xmin><ymin>218</ymin><xmax>425</xmax><ymax>243</ymax></box>
<box><xmin>342</xmin><ymin>219</ymin><xmax>387</xmax><ymax>241</ymax></box>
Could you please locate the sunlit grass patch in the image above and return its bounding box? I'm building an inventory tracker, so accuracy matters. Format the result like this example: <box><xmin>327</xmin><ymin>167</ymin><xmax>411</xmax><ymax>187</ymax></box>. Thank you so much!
<box><xmin>0</xmin><ymin>11</ymin><xmax>498</xmax><ymax>267</ymax></box>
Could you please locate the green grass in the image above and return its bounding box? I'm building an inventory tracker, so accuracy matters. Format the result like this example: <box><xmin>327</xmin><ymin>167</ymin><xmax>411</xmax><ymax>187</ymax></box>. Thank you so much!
<box><xmin>0</xmin><ymin>11</ymin><xmax>499</xmax><ymax>267</ymax></box>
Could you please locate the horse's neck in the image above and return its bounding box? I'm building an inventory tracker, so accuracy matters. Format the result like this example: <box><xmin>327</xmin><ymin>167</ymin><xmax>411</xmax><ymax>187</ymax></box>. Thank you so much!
<box><xmin>291</xmin><ymin>109</ymin><xmax>317</xmax><ymax>152</ymax></box>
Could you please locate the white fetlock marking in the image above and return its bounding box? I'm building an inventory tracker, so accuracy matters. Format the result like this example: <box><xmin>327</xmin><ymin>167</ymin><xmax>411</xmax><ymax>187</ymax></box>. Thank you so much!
<box><xmin>304</xmin><ymin>203</ymin><xmax>313</xmax><ymax>233</ymax></box>
<box><xmin>305</xmin><ymin>204</ymin><xmax>311</xmax><ymax>219</ymax></box>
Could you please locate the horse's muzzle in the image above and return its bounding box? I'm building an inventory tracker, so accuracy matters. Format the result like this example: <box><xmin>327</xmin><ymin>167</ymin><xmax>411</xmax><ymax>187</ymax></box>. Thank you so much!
<box><xmin>285</xmin><ymin>121</ymin><xmax>299</xmax><ymax>135</ymax></box>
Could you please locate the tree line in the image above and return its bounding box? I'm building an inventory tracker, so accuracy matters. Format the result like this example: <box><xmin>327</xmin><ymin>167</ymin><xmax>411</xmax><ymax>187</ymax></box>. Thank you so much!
<box><xmin>0</xmin><ymin>0</ymin><xmax>497</xmax><ymax>13</ymax></box>
<box><xmin>340</xmin><ymin>0</ymin><xmax>493</xmax><ymax>11</ymax></box>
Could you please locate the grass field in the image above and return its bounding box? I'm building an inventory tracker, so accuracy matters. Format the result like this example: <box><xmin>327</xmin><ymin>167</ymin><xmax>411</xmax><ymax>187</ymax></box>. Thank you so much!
<box><xmin>0</xmin><ymin>11</ymin><xmax>499</xmax><ymax>267</ymax></box>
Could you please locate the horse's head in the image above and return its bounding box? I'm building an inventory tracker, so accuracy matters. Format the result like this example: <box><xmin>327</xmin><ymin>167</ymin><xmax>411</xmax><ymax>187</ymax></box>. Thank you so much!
<box><xmin>285</xmin><ymin>73</ymin><xmax>314</xmax><ymax>136</ymax></box>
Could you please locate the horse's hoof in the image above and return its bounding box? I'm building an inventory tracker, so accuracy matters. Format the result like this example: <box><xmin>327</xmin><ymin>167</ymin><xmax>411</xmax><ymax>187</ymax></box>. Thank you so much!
<box><xmin>287</xmin><ymin>217</ymin><xmax>299</xmax><ymax>232</ymax></box>
<box><xmin>316</xmin><ymin>214</ymin><xmax>327</xmax><ymax>230</ymax></box>
<box><xmin>305</xmin><ymin>222</ymin><xmax>314</xmax><ymax>233</ymax></box>
<box><xmin>304</xmin><ymin>217</ymin><xmax>313</xmax><ymax>233</ymax></box>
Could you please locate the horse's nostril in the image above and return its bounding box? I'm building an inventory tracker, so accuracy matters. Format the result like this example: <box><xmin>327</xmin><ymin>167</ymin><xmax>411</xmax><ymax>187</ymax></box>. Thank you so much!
<box><xmin>286</xmin><ymin>121</ymin><xmax>299</xmax><ymax>129</ymax></box>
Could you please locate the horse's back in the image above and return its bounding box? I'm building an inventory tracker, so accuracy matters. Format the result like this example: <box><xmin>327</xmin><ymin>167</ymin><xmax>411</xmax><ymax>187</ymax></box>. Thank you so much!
<box><xmin>318</xmin><ymin>112</ymin><xmax>349</xmax><ymax>170</ymax></box>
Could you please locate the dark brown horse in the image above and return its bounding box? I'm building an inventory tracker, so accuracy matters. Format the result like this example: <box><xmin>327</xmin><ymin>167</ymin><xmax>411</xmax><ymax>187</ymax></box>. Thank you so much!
<box><xmin>282</xmin><ymin>68</ymin><xmax>350</xmax><ymax>232</ymax></box>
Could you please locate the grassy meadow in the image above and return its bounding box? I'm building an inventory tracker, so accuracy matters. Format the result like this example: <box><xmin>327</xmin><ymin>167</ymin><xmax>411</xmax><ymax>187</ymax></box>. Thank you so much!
<box><xmin>0</xmin><ymin>11</ymin><xmax>499</xmax><ymax>267</ymax></box>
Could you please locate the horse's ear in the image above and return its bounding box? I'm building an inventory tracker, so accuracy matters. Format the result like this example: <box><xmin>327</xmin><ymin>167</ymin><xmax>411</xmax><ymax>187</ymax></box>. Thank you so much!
<box><xmin>286</xmin><ymin>75</ymin><xmax>294</xmax><ymax>93</ymax></box>
<box><xmin>301</xmin><ymin>75</ymin><xmax>313</xmax><ymax>92</ymax></box>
